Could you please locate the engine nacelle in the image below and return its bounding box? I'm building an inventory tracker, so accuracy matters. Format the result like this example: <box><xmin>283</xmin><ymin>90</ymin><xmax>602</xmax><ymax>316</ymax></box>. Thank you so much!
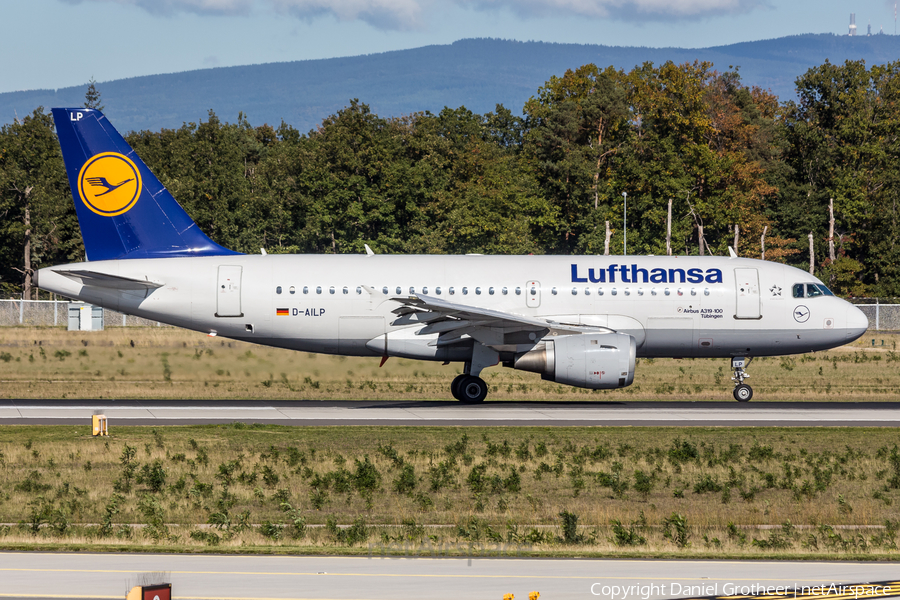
<box><xmin>506</xmin><ymin>332</ymin><xmax>636</xmax><ymax>389</ymax></box>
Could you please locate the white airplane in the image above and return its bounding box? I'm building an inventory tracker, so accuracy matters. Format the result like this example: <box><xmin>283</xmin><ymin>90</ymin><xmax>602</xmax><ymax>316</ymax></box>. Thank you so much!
<box><xmin>36</xmin><ymin>108</ymin><xmax>869</xmax><ymax>403</ymax></box>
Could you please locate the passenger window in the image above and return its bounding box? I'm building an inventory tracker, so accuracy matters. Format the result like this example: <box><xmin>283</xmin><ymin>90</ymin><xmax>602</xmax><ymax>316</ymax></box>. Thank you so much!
<box><xmin>637</xmin><ymin>288</ymin><xmax>644</xmax><ymax>296</ymax></box>
<box><xmin>289</xmin><ymin>286</ymin><xmax>296</xmax><ymax>294</ymax></box>
<box><xmin>571</xmin><ymin>288</ymin><xmax>577</xmax><ymax>295</ymax></box>
<box><xmin>276</xmin><ymin>286</ymin><xmax>282</xmax><ymax>294</ymax></box>
<box><xmin>624</xmin><ymin>288</ymin><xmax>630</xmax><ymax>296</ymax></box>
<box><xmin>475</xmin><ymin>287</ymin><xmax>482</xmax><ymax>295</ymax></box>
<box><xmin>551</xmin><ymin>287</ymin><xmax>558</xmax><ymax>295</ymax></box>
<box><xmin>355</xmin><ymin>286</ymin><xmax>361</xmax><ymax>295</ymax></box>
<box><xmin>611</xmin><ymin>288</ymin><xmax>618</xmax><ymax>296</ymax></box>
<box><xmin>342</xmin><ymin>287</ymin><xmax>348</xmax><ymax>295</ymax></box>
<box><xmin>436</xmin><ymin>287</ymin><xmax>442</xmax><ymax>295</ymax></box>
<box><xmin>449</xmin><ymin>287</ymin><xmax>455</xmax><ymax>295</ymax></box>
<box><xmin>409</xmin><ymin>287</ymin><xmax>415</xmax><ymax>294</ymax></box>
<box><xmin>303</xmin><ymin>286</ymin><xmax>309</xmax><ymax>294</ymax></box>
<box><xmin>422</xmin><ymin>287</ymin><xmax>428</xmax><ymax>294</ymax></box>
<box><xmin>704</xmin><ymin>288</ymin><xmax>710</xmax><ymax>296</ymax></box>
<box><xmin>516</xmin><ymin>287</ymin><xmax>522</xmax><ymax>295</ymax></box>
<box><xmin>806</xmin><ymin>283</ymin><xmax>823</xmax><ymax>298</ymax></box>
<box><xmin>489</xmin><ymin>287</ymin><xmax>495</xmax><ymax>295</ymax></box>
<box><xmin>584</xmin><ymin>288</ymin><xmax>590</xmax><ymax>296</ymax></box>
<box><xmin>530</xmin><ymin>287</ymin><xmax>537</xmax><ymax>296</ymax></box>
<box><xmin>316</xmin><ymin>286</ymin><xmax>322</xmax><ymax>294</ymax></box>
<box><xmin>664</xmin><ymin>288</ymin><xmax>670</xmax><ymax>296</ymax></box>
<box><xmin>598</xmin><ymin>288</ymin><xmax>604</xmax><ymax>296</ymax></box>
<box><xmin>690</xmin><ymin>288</ymin><xmax>696</xmax><ymax>296</ymax></box>
<box><xmin>793</xmin><ymin>284</ymin><xmax>805</xmax><ymax>298</ymax></box>
<box><xmin>651</xmin><ymin>288</ymin><xmax>657</xmax><ymax>296</ymax></box>
<box><xmin>462</xmin><ymin>287</ymin><xmax>468</xmax><ymax>295</ymax></box>
<box><xmin>395</xmin><ymin>286</ymin><xmax>401</xmax><ymax>294</ymax></box>
<box><xmin>502</xmin><ymin>287</ymin><xmax>508</xmax><ymax>295</ymax></box>
<box><xmin>329</xmin><ymin>286</ymin><xmax>335</xmax><ymax>294</ymax></box>
<box><xmin>382</xmin><ymin>286</ymin><xmax>388</xmax><ymax>295</ymax></box>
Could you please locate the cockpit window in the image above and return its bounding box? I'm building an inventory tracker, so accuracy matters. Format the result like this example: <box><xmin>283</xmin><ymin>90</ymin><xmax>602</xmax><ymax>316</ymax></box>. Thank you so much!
<box><xmin>793</xmin><ymin>283</ymin><xmax>835</xmax><ymax>298</ymax></box>
<box><xmin>813</xmin><ymin>283</ymin><xmax>834</xmax><ymax>296</ymax></box>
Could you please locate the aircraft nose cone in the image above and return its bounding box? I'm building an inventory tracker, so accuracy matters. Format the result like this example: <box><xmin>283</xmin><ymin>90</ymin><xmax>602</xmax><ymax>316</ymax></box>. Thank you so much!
<box><xmin>846</xmin><ymin>304</ymin><xmax>869</xmax><ymax>340</ymax></box>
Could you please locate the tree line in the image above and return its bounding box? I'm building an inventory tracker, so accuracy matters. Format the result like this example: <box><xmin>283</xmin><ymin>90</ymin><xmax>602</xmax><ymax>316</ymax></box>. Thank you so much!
<box><xmin>2</xmin><ymin>59</ymin><xmax>899</xmax><ymax>299</ymax></box>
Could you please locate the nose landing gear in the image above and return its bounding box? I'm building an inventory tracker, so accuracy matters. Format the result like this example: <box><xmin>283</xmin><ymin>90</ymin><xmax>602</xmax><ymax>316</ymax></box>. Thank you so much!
<box><xmin>731</xmin><ymin>356</ymin><xmax>752</xmax><ymax>402</ymax></box>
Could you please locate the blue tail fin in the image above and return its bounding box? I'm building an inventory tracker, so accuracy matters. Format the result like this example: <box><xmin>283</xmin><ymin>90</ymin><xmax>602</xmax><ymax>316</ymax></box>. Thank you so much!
<box><xmin>52</xmin><ymin>108</ymin><xmax>239</xmax><ymax>261</ymax></box>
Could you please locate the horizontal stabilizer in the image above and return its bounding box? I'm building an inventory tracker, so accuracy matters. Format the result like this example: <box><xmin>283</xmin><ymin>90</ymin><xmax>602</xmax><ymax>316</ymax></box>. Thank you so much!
<box><xmin>54</xmin><ymin>269</ymin><xmax>164</xmax><ymax>290</ymax></box>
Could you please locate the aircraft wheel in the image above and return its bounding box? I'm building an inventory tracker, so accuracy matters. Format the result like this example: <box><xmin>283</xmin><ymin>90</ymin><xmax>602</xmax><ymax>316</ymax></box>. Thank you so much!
<box><xmin>450</xmin><ymin>374</ymin><xmax>467</xmax><ymax>400</ymax></box>
<box><xmin>458</xmin><ymin>375</ymin><xmax>488</xmax><ymax>403</ymax></box>
<box><xmin>733</xmin><ymin>384</ymin><xmax>753</xmax><ymax>402</ymax></box>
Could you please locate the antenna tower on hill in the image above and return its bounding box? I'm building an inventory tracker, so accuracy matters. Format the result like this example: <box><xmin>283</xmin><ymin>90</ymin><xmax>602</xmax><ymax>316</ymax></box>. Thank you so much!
<box><xmin>850</xmin><ymin>13</ymin><xmax>857</xmax><ymax>36</ymax></box>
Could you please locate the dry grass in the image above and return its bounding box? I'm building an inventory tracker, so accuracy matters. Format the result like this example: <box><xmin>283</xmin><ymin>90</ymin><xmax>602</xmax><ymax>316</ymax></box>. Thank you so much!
<box><xmin>0</xmin><ymin>326</ymin><xmax>898</xmax><ymax>401</ymax></box>
<box><xmin>0</xmin><ymin>425</ymin><xmax>899</xmax><ymax>557</ymax></box>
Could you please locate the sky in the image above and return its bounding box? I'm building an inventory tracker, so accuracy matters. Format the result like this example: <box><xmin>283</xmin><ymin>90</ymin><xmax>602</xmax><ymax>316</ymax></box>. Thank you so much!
<box><xmin>2</xmin><ymin>0</ymin><xmax>898</xmax><ymax>94</ymax></box>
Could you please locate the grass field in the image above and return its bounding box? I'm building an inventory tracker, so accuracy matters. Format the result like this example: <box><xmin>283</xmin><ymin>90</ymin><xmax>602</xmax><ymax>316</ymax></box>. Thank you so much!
<box><xmin>2</xmin><ymin>326</ymin><xmax>899</xmax><ymax>558</ymax></box>
<box><xmin>0</xmin><ymin>425</ymin><xmax>899</xmax><ymax>558</ymax></box>
<box><xmin>0</xmin><ymin>327</ymin><xmax>898</xmax><ymax>401</ymax></box>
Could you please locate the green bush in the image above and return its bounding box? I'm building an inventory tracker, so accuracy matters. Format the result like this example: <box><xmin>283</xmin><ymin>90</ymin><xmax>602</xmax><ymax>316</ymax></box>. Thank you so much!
<box><xmin>609</xmin><ymin>519</ymin><xmax>646</xmax><ymax>546</ymax></box>
<box><xmin>662</xmin><ymin>512</ymin><xmax>690</xmax><ymax>547</ymax></box>
<box><xmin>136</xmin><ymin>460</ymin><xmax>166</xmax><ymax>492</ymax></box>
<box><xmin>558</xmin><ymin>510</ymin><xmax>583</xmax><ymax>544</ymax></box>
<box><xmin>326</xmin><ymin>515</ymin><xmax>369</xmax><ymax>545</ymax></box>
<box><xmin>259</xmin><ymin>521</ymin><xmax>283</xmax><ymax>540</ymax></box>
<box><xmin>392</xmin><ymin>463</ymin><xmax>417</xmax><ymax>495</ymax></box>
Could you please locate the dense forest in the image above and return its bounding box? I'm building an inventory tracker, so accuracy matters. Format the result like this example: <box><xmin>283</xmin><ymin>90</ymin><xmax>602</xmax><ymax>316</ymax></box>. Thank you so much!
<box><xmin>2</xmin><ymin>58</ymin><xmax>899</xmax><ymax>299</ymax></box>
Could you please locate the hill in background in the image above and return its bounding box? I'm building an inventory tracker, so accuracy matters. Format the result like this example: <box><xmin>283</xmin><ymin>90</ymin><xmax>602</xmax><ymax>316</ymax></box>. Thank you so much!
<box><xmin>3</xmin><ymin>35</ymin><xmax>900</xmax><ymax>133</ymax></box>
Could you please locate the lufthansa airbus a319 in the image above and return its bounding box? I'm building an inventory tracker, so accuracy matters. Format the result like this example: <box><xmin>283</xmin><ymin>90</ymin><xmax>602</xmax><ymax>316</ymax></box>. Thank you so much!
<box><xmin>35</xmin><ymin>108</ymin><xmax>869</xmax><ymax>403</ymax></box>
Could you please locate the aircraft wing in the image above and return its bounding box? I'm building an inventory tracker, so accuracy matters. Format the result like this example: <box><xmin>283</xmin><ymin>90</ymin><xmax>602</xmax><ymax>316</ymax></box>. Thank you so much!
<box><xmin>53</xmin><ymin>269</ymin><xmax>164</xmax><ymax>291</ymax></box>
<box><xmin>389</xmin><ymin>294</ymin><xmax>610</xmax><ymax>349</ymax></box>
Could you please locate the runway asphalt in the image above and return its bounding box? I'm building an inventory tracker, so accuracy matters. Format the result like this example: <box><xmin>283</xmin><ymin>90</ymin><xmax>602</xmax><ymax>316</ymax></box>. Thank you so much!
<box><xmin>1</xmin><ymin>552</ymin><xmax>899</xmax><ymax>600</ymax></box>
<box><xmin>1</xmin><ymin>399</ymin><xmax>899</xmax><ymax>426</ymax></box>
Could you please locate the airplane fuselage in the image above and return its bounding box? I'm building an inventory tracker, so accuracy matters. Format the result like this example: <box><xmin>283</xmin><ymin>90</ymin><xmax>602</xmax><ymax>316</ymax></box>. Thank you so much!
<box><xmin>36</xmin><ymin>254</ymin><xmax>868</xmax><ymax>363</ymax></box>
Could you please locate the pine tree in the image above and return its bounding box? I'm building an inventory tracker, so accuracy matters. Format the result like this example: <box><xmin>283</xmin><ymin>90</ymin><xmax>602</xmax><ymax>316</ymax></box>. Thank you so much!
<box><xmin>84</xmin><ymin>77</ymin><xmax>104</xmax><ymax>111</ymax></box>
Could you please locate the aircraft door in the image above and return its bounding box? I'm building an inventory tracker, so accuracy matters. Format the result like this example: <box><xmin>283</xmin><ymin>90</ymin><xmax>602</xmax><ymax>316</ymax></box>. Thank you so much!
<box><xmin>526</xmin><ymin>281</ymin><xmax>541</xmax><ymax>308</ymax></box>
<box><xmin>734</xmin><ymin>268</ymin><xmax>760</xmax><ymax>319</ymax></box>
<box><xmin>216</xmin><ymin>265</ymin><xmax>243</xmax><ymax>317</ymax></box>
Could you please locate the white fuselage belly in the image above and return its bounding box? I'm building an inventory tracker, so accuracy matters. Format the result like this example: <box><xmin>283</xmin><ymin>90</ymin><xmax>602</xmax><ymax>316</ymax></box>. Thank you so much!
<box><xmin>37</xmin><ymin>254</ymin><xmax>866</xmax><ymax>361</ymax></box>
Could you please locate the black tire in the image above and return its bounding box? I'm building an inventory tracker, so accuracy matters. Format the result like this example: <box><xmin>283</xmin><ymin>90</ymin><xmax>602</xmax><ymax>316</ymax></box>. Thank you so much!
<box><xmin>450</xmin><ymin>374</ymin><xmax>467</xmax><ymax>400</ymax></box>
<box><xmin>458</xmin><ymin>375</ymin><xmax>488</xmax><ymax>403</ymax></box>
<box><xmin>733</xmin><ymin>384</ymin><xmax>753</xmax><ymax>402</ymax></box>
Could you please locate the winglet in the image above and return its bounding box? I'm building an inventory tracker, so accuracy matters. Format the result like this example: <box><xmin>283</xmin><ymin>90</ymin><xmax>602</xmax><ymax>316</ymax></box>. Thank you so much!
<box><xmin>728</xmin><ymin>246</ymin><xmax>738</xmax><ymax>258</ymax></box>
<box><xmin>364</xmin><ymin>244</ymin><xmax>375</xmax><ymax>256</ymax></box>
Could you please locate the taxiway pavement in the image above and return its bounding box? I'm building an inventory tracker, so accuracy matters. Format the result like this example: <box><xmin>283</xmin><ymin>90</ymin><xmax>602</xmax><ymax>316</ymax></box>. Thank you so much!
<box><xmin>1</xmin><ymin>552</ymin><xmax>899</xmax><ymax>600</ymax></box>
<box><xmin>0</xmin><ymin>399</ymin><xmax>898</xmax><ymax>426</ymax></box>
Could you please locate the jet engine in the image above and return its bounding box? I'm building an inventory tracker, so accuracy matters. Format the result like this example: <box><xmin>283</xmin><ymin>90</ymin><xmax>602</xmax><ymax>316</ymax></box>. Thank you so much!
<box><xmin>505</xmin><ymin>332</ymin><xmax>636</xmax><ymax>389</ymax></box>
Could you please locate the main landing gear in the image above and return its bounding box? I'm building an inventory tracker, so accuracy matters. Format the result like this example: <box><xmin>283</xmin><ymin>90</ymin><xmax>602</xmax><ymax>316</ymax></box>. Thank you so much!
<box><xmin>451</xmin><ymin>344</ymin><xmax>496</xmax><ymax>403</ymax></box>
<box><xmin>451</xmin><ymin>373</ymin><xmax>488</xmax><ymax>403</ymax></box>
<box><xmin>731</xmin><ymin>356</ymin><xmax>753</xmax><ymax>402</ymax></box>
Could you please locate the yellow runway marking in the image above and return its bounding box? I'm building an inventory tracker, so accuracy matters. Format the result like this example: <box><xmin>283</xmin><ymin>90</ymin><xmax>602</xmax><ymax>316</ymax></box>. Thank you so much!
<box><xmin>0</xmin><ymin>596</ymin><xmax>376</xmax><ymax>600</ymax></box>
